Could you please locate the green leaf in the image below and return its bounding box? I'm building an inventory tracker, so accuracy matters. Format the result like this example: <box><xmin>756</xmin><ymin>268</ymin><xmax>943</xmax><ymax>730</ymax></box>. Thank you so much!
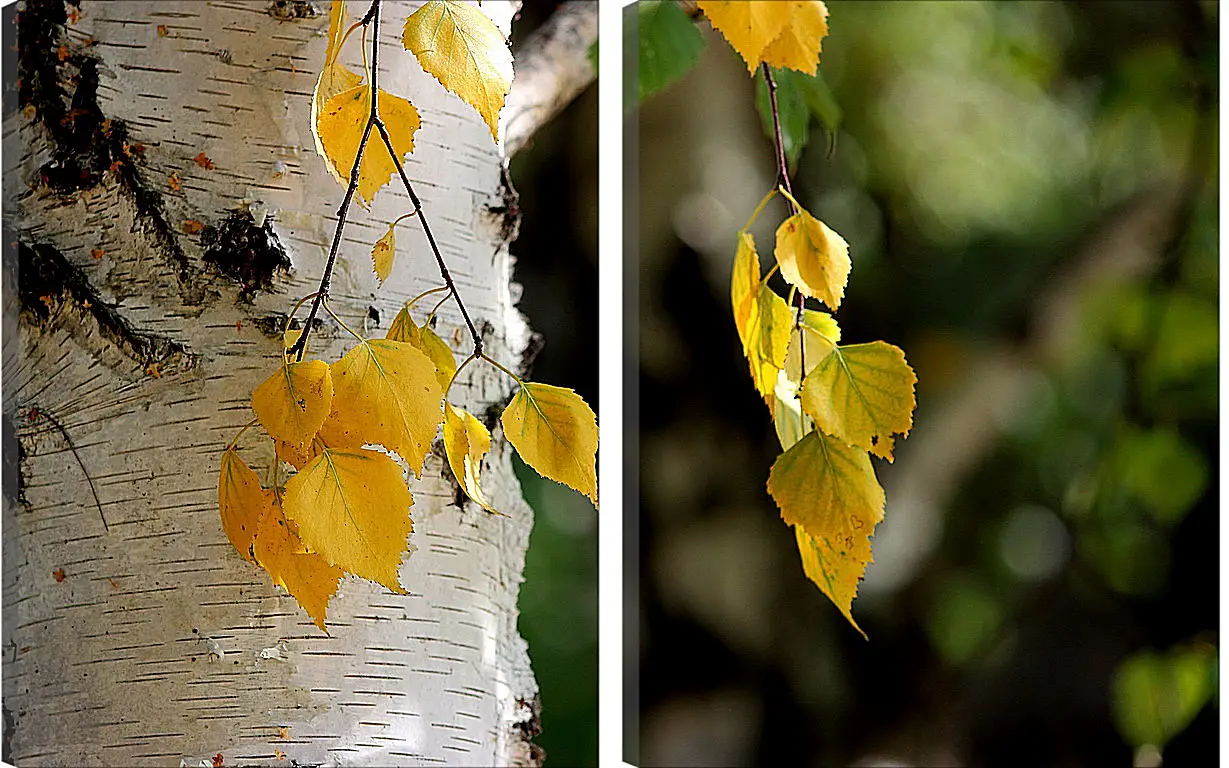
<box><xmin>1114</xmin><ymin>425</ymin><xmax>1209</xmax><ymax>527</ymax></box>
<box><xmin>755</xmin><ymin>67</ymin><xmax>809</xmax><ymax>168</ymax></box>
<box><xmin>1112</xmin><ymin>643</ymin><xmax>1217</xmax><ymax>751</ymax></box>
<box><xmin>795</xmin><ymin>68</ymin><xmax>842</xmax><ymax>151</ymax></box>
<box><xmin>638</xmin><ymin>0</ymin><xmax>706</xmax><ymax>101</ymax></box>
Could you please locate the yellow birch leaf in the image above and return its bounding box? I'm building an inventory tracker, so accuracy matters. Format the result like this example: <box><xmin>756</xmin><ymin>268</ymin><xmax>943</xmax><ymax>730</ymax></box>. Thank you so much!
<box><xmin>218</xmin><ymin>448</ymin><xmax>269</xmax><ymax>563</ymax></box>
<box><xmin>444</xmin><ymin>403</ymin><xmax>496</xmax><ymax>512</ymax></box>
<box><xmin>743</xmin><ymin>283</ymin><xmax>793</xmax><ymax>401</ymax></box>
<box><xmin>251</xmin><ymin>360</ymin><xmax>334</xmax><ymax>449</ymax></box>
<box><xmin>800</xmin><ymin>341</ymin><xmax>917</xmax><ymax>462</ymax></box>
<box><xmin>372</xmin><ymin>223</ymin><xmax>396</xmax><ymax>285</ymax></box>
<box><xmin>318</xmin><ymin>339</ymin><xmax>444</xmax><ymax>475</ymax></box>
<box><xmin>766</xmin><ymin>429</ymin><xmax>884</xmax><ymax>636</ymax></box>
<box><xmin>760</xmin><ymin>1</ymin><xmax>829</xmax><ymax>75</ymax></box>
<box><xmin>775</xmin><ymin>208</ymin><xmax>850</xmax><ymax>311</ymax></box>
<box><xmin>275</xmin><ymin>439</ymin><xmax>321</xmax><ymax>470</ymax></box>
<box><xmin>283</xmin><ymin>447</ymin><xmax>414</xmax><ymax>594</ymax></box>
<box><xmin>252</xmin><ymin>502</ymin><xmax>343</xmax><ymax>632</ymax></box>
<box><xmin>282</xmin><ymin>328</ymin><xmax>303</xmax><ymax>360</ymax></box>
<box><xmin>730</xmin><ymin>231</ymin><xmax>759</xmax><ymax>347</ymax></box>
<box><xmin>783</xmin><ymin>308</ymin><xmax>839</xmax><ymax>386</ymax></box>
<box><xmin>402</xmin><ymin>0</ymin><xmax>512</xmax><ymax>142</ymax></box>
<box><xmin>312</xmin><ymin>1</ymin><xmax>364</xmax><ymax>169</ymax></box>
<box><xmin>697</xmin><ymin>0</ymin><xmax>794</xmax><ymax>74</ymax></box>
<box><xmin>386</xmin><ymin>307</ymin><xmax>457</xmax><ymax>391</ymax></box>
<box><xmin>501</xmin><ymin>382</ymin><xmax>598</xmax><ymax>506</ymax></box>
<box><xmin>316</xmin><ymin>85</ymin><xmax>420</xmax><ymax>205</ymax></box>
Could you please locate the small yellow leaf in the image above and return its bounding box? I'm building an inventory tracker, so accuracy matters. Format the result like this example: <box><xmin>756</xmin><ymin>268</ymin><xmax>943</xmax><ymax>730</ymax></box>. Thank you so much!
<box><xmin>730</xmin><ymin>231</ymin><xmax>759</xmax><ymax>347</ymax></box>
<box><xmin>783</xmin><ymin>308</ymin><xmax>839</xmax><ymax>386</ymax></box>
<box><xmin>800</xmin><ymin>341</ymin><xmax>917</xmax><ymax>462</ymax></box>
<box><xmin>316</xmin><ymin>85</ymin><xmax>420</xmax><ymax>205</ymax></box>
<box><xmin>775</xmin><ymin>208</ymin><xmax>850</xmax><ymax>311</ymax></box>
<box><xmin>252</xmin><ymin>502</ymin><xmax>344</xmax><ymax>632</ymax></box>
<box><xmin>742</xmin><ymin>283</ymin><xmax>793</xmax><ymax>401</ymax></box>
<box><xmin>251</xmin><ymin>360</ymin><xmax>334</xmax><ymax>449</ymax></box>
<box><xmin>501</xmin><ymin>382</ymin><xmax>598</xmax><ymax>506</ymax></box>
<box><xmin>283</xmin><ymin>328</ymin><xmax>303</xmax><ymax>359</ymax></box>
<box><xmin>312</xmin><ymin>1</ymin><xmax>364</xmax><ymax>168</ymax></box>
<box><xmin>218</xmin><ymin>448</ymin><xmax>269</xmax><ymax>563</ymax></box>
<box><xmin>283</xmin><ymin>447</ymin><xmax>414</xmax><ymax>594</ymax></box>
<box><xmin>372</xmin><ymin>223</ymin><xmax>395</xmax><ymax>284</ymax></box>
<box><xmin>760</xmin><ymin>1</ymin><xmax>829</xmax><ymax>75</ymax></box>
<box><xmin>767</xmin><ymin>429</ymin><xmax>884</xmax><ymax>635</ymax></box>
<box><xmin>443</xmin><ymin>403</ymin><xmax>496</xmax><ymax>512</ymax></box>
<box><xmin>275</xmin><ymin>439</ymin><xmax>320</xmax><ymax>470</ymax></box>
<box><xmin>697</xmin><ymin>0</ymin><xmax>794</xmax><ymax>74</ymax></box>
<box><xmin>318</xmin><ymin>339</ymin><xmax>444</xmax><ymax>475</ymax></box>
<box><xmin>386</xmin><ymin>307</ymin><xmax>457</xmax><ymax>391</ymax></box>
<box><xmin>403</xmin><ymin>0</ymin><xmax>513</xmax><ymax>141</ymax></box>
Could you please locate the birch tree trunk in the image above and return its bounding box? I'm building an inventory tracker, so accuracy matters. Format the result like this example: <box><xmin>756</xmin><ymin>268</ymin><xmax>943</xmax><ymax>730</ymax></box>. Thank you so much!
<box><xmin>4</xmin><ymin>1</ymin><xmax>544</xmax><ymax>765</ymax></box>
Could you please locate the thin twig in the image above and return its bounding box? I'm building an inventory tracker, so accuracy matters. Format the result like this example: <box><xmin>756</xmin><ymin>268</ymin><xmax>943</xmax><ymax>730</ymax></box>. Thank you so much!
<box><xmin>28</xmin><ymin>407</ymin><xmax>108</xmax><ymax>532</ymax></box>
<box><xmin>763</xmin><ymin>63</ymin><xmax>808</xmax><ymax>365</ymax></box>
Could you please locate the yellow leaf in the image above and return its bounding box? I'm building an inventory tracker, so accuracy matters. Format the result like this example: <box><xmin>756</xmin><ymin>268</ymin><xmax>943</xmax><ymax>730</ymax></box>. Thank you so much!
<box><xmin>443</xmin><ymin>403</ymin><xmax>496</xmax><ymax>512</ymax></box>
<box><xmin>252</xmin><ymin>502</ymin><xmax>344</xmax><ymax>632</ymax></box>
<box><xmin>275</xmin><ymin>439</ymin><xmax>320</xmax><ymax>470</ymax></box>
<box><xmin>316</xmin><ymin>85</ymin><xmax>420</xmax><ymax>205</ymax></box>
<box><xmin>251</xmin><ymin>360</ymin><xmax>334</xmax><ymax>449</ymax></box>
<box><xmin>760</xmin><ymin>1</ymin><xmax>829</xmax><ymax>75</ymax></box>
<box><xmin>730</xmin><ymin>231</ymin><xmax>759</xmax><ymax>347</ymax></box>
<box><xmin>218</xmin><ymin>448</ymin><xmax>269</xmax><ymax>563</ymax></box>
<box><xmin>386</xmin><ymin>307</ymin><xmax>457</xmax><ymax>391</ymax></box>
<box><xmin>743</xmin><ymin>283</ymin><xmax>793</xmax><ymax>401</ymax></box>
<box><xmin>311</xmin><ymin>1</ymin><xmax>364</xmax><ymax>169</ymax></box>
<box><xmin>783</xmin><ymin>308</ymin><xmax>839</xmax><ymax>386</ymax></box>
<box><xmin>800</xmin><ymin>341</ymin><xmax>917</xmax><ymax>461</ymax></box>
<box><xmin>501</xmin><ymin>382</ymin><xmax>598</xmax><ymax>506</ymax></box>
<box><xmin>282</xmin><ymin>328</ymin><xmax>303</xmax><ymax>360</ymax></box>
<box><xmin>766</xmin><ymin>429</ymin><xmax>884</xmax><ymax>636</ymax></box>
<box><xmin>283</xmin><ymin>447</ymin><xmax>413</xmax><ymax>594</ymax></box>
<box><xmin>403</xmin><ymin>0</ymin><xmax>513</xmax><ymax>142</ymax></box>
<box><xmin>775</xmin><ymin>208</ymin><xmax>850</xmax><ymax>311</ymax></box>
<box><xmin>697</xmin><ymin>0</ymin><xmax>794</xmax><ymax>74</ymax></box>
<box><xmin>372</xmin><ymin>223</ymin><xmax>396</xmax><ymax>284</ymax></box>
<box><xmin>318</xmin><ymin>339</ymin><xmax>444</xmax><ymax>475</ymax></box>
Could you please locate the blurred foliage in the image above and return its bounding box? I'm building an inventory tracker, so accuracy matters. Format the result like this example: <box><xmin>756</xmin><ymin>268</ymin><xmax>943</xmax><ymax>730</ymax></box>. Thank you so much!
<box><xmin>507</xmin><ymin>4</ymin><xmax>598</xmax><ymax>766</ymax></box>
<box><xmin>635</xmin><ymin>1</ymin><xmax>1216</xmax><ymax>765</ymax></box>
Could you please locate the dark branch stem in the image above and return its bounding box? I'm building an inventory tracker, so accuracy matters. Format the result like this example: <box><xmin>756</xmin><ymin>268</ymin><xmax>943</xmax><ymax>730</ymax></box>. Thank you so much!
<box><xmin>289</xmin><ymin>0</ymin><xmax>482</xmax><ymax>361</ymax></box>
<box><xmin>30</xmin><ymin>407</ymin><xmax>108</xmax><ymax>531</ymax></box>
<box><xmin>763</xmin><ymin>64</ymin><xmax>807</xmax><ymax>339</ymax></box>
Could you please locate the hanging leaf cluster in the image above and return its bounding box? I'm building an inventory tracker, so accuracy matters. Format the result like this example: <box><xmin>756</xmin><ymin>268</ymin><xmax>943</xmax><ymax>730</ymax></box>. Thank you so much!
<box><xmin>217</xmin><ymin>0</ymin><xmax>596</xmax><ymax>632</ymax></box>
<box><xmin>710</xmin><ymin>1</ymin><xmax>917</xmax><ymax>636</ymax></box>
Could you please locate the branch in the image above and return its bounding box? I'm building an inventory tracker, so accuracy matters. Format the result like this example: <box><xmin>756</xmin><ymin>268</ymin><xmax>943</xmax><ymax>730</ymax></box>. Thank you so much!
<box><xmin>502</xmin><ymin>1</ymin><xmax>597</xmax><ymax>158</ymax></box>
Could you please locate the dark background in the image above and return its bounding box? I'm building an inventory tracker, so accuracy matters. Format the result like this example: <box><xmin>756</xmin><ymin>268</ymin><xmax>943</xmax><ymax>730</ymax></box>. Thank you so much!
<box><xmin>509</xmin><ymin>2</ymin><xmax>599</xmax><ymax>766</ymax></box>
<box><xmin>636</xmin><ymin>1</ymin><xmax>1217</xmax><ymax>766</ymax></box>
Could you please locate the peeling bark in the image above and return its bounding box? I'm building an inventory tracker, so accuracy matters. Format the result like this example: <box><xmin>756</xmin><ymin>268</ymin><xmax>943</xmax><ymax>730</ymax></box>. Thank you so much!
<box><xmin>4</xmin><ymin>1</ymin><xmax>541</xmax><ymax>765</ymax></box>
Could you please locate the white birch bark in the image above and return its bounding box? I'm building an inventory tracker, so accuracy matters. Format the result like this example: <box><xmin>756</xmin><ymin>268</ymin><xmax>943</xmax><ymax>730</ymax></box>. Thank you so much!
<box><xmin>4</xmin><ymin>1</ymin><xmax>542</xmax><ymax>765</ymax></box>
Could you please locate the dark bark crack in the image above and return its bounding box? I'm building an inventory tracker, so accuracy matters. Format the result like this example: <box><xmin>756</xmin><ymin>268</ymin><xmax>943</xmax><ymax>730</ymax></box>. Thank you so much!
<box><xmin>18</xmin><ymin>241</ymin><xmax>197</xmax><ymax>374</ymax></box>
<box><xmin>200</xmin><ymin>212</ymin><xmax>293</xmax><ymax>303</ymax></box>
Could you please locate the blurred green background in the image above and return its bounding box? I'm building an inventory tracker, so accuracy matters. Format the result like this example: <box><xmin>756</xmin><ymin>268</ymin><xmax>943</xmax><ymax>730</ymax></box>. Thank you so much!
<box><xmin>509</xmin><ymin>3</ymin><xmax>599</xmax><ymax>766</ymax></box>
<box><xmin>634</xmin><ymin>1</ymin><xmax>1217</xmax><ymax>766</ymax></box>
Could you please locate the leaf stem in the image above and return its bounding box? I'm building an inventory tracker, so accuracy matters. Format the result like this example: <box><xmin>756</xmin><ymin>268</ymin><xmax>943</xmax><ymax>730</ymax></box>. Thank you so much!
<box><xmin>425</xmin><ymin>291</ymin><xmax>451</xmax><ymax>324</ymax></box>
<box><xmin>405</xmin><ymin>285</ymin><xmax>450</xmax><ymax>313</ymax></box>
<box><xmin>225</xmin><ymin>417</ymin><xmax>261</xmax><ymax>452</ymax></box>
<box><xmin>482</xmin><ymin>354</ymin><xmax>524</xmax><ymax>387</ymax></box>
<box><xmin>445</xmin><ymin>352</ymin><xmax>480</xmax><ymax>399</ymax></box>
<box><xmin>323</xmin><ymin>298</ymin><xmax>367</xmax><ymax>343</ymax></box>
<box><xmin>741</xmin><ymin>187</ymin><xmax>779</xmax><ymax>233</ymax></box>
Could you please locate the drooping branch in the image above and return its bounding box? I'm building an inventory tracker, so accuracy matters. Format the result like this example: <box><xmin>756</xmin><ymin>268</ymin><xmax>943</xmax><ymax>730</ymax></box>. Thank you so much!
<box><xmin>503</xmin><ymin>1</ymin><xmax>597</xmax><ymax>157</ymax></box>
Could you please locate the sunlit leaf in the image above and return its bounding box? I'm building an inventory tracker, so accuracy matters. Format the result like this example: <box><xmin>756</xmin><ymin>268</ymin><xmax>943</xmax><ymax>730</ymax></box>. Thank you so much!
<box><xmin>316</xmin><ymin>85</ymin><xmax>420</xmax><ymax>205</ymax></box>
<box><xmin>502</xmin><ymin>382</ymin><xmax>598</xmax><ymax>506</ymax></box>
<box><xmin>800</xmin><ymin>341</ymin><xmax>917</xmax><ymax>461</ymax></box>
<box><xmin>275</xmin><ymin>439</ymin><xmax>320</xmax><ymax>470</ymax></box>
<box><xmin>774</xmin><ymin>207</ymin><xmax>850</xmax><ymax>311</ymax></box>
<box><xmin>311</xmin><ymin>1</ymin><xmax>364</xmax><ymax>175</ymax></box>
<box><xmin>743</xmin><ymin>283</ymin><xmax>793</xmax><ymax>401</ymax></box>
<box><xmin>386</xmin><ymin>307</ymin><xmax>458</xmax><ymax>391</ymax></box>
<box><xmin>318</xmin><ymin>339</ymin><xmax>444</xmax><ymax>475</ymax></box>
<box><xmin>251</xmin><ymin>360</ymin><xmax>333</xmax><ymax>449</ymax></box>
<box><xmin>283</xmin><ymin>447</ymin><xmax>414</xmax><ymax>594</ymax></box>
<box><xmin>767</xmin><ymin>429</ymin><xmax>884</xmax><ymax>635</ymax></box>
<box><xmin>218</xmin><ymin>448</ymin><xmax>269</xmax><ymax>563</ymax></box>
<box><xmin>760</xmin><ymin>0</ymin><xmax>829</xmax><ymax>75</ymax></box>
<box><xmin>697</xmin><ymin>0</ymin><xmax>793</xmax><ymax>74</ymax></box>
<box><xmin>444</xmin><ymin>403</ymin><xmax>496</xmax><ymax>512</ymax></box>
<box><xmin>252</xmin><ymin>502</ymin><xmax>344</xmax><ymax>632</ymax></box>
<box><xmin>730</xmin><ymin>231</ymin><xmax>760</xmax><ymax>346</ymax></box>
<box><xmin>372</xmin><ymin>223</ymin><xmax>396</xmax><ymax>285</ymax></box>
<box><xmin>402</xmin><ymin>0</ymin><xmax>512</xmax><ymax>142</ymax></box>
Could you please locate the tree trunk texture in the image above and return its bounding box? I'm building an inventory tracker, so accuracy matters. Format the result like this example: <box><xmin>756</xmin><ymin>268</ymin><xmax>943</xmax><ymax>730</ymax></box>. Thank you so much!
<box><xmin>4</xmin><ymin>1</ymin><xmax>541</xmax><ymax>765</ymax></box>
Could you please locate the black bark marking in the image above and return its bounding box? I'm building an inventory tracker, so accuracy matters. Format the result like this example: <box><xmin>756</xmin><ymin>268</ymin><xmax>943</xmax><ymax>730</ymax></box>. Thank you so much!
<box><xmin>18</xmin><ymin>241</ymin><xmax>197</xmax><ymax>373</ymax></box>
<box><xmin>486</xmin><ymin>165</ymin><xmax>523</xmax><ymax>245</ymax></box>
<box><xmin>268</xmin><ymin>0</ymin><xmax>318</xmax><ymax>21</ymax></box>
<box><xmin>200</xmin><ymin>212</ymin><xmax>292</xmax><ymax>303</ymax></box>
<box><xmin>513</xmin><ymin>694</ymin><xmax>545</xmax><ymax>768</ymax></box>
<box><xmin>18</xmin><ymin>0</ymin><xmax>208</xmax><ymax>305</ymax></box>
<box><xmin>25</xmin><ymin>405</ymin><xmax>108</xmax><ymax>531</ymax></box>
<box><xmin>252</xmin><ymin>312</ymin><xmax>323</xmax><ymax>339</ymax></box>
<box><xmin>2</xmin><ymin>701</ymin><xmax>14</xmax><ymax>766</ymax></box>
